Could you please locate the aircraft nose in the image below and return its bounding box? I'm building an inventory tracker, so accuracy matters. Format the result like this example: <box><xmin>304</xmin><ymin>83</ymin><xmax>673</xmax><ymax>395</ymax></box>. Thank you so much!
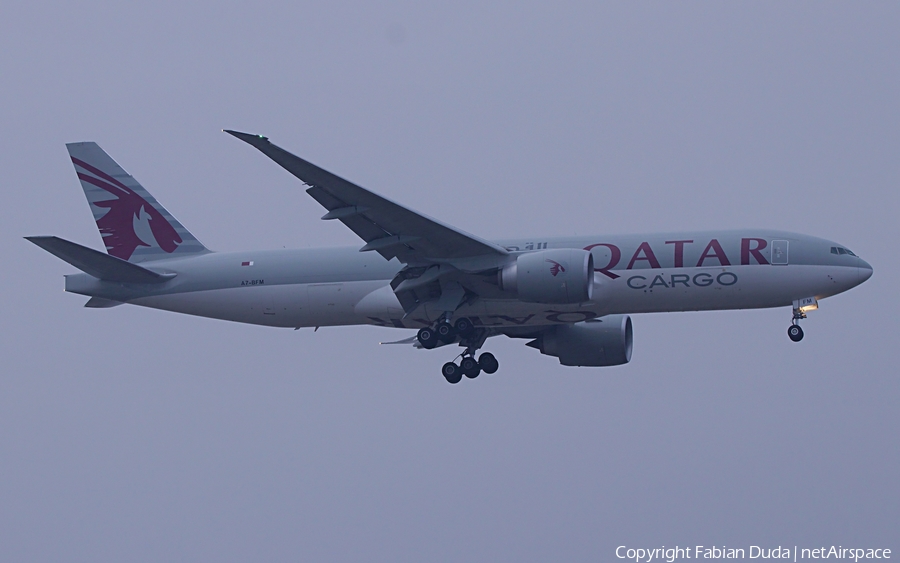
<box><xmin>858</xmin><ymin>257</ymin><xmax>873</xmax><ymax>284</ymax></box>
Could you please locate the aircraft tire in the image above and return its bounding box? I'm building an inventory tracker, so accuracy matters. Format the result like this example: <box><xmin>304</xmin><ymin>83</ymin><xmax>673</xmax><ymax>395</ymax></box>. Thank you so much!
<box><xmin>442</xmin><ymin>362</ymin><xmax>462</xmax><ymax>384</ymax></box>
<box><xmin>461</xmin><ymin>356</ymin><xmax>480</xmax><ymax>379</ymax></box>
<box><xmin>436</xmin><ymin>321</ymin><xmax>456</xmax><ymax>343</ymax></box>
<box><xmin>788</xmin><ymin>325</ymin><xmax>804</xmax><ymax>342</ymax></box>
<box><xmin>478</xmin><ymin>353</ymin><xmax>499</xmax><ymax>374</ymax></box>
<box><xmin>418</xmin><ymin>327</ymin><xmax>438</xmax><ymax>349</ymax></box>
<box><xmin>454</xmin><ymin>317</ymin><xmax>475</xmax><ymax>336</ymax></box>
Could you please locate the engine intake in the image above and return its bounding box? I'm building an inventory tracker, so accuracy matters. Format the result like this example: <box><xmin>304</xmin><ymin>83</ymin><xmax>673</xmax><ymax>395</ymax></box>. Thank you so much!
<box><xmin>528</xmin><ymin>316</ymin><xmax>633</xmax><ymax>367</ymax></box>
<box><xmin>499</xmin><ymin>248</ymin><xmax>593</xmax><ymax>304</ymax></box>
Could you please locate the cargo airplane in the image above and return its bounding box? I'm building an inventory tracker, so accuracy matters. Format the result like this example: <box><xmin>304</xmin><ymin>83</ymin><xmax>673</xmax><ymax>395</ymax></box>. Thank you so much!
<box><xmin>27</xmin><ymin>131</ymin><xmax>873</xmax><ymax>383</ymax></box>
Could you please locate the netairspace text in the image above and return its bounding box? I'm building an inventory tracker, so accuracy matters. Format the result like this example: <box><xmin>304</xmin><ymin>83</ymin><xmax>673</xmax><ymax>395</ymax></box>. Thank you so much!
<box><xmin>616</xmin><ymin>545</ymin><xmax>891</xmax><ymax>562</ymax></box>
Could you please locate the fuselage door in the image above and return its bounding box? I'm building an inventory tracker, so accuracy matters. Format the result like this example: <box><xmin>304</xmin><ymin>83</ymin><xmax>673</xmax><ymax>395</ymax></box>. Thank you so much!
<box><xmin>771</xmin><ymin>240</ymin><xmax>789</xmax><ymax>265</ymax></box>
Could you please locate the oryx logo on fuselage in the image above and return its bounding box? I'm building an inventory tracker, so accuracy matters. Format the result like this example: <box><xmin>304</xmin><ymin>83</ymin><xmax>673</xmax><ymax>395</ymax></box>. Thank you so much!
<box><xmin>546</xmin><ymin>259</ymin><xmax>566</xmax><ymax>276</ymax></box>
<box><xmin>72</xmin><ymin>157</ymin><xmax>181</xmax><ymax>260</ymax></box>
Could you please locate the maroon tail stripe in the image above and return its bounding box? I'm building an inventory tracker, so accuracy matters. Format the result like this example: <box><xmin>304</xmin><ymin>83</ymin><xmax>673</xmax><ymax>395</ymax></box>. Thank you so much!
<box><xmin>71</xmin><ymin>157</ymin><xmax>132</xmax><ymax>192</ymax></box>
<box><xmin>77</xmin><ymin>172</ymin><xmax>129</xmax><ymax>198</ymax></box>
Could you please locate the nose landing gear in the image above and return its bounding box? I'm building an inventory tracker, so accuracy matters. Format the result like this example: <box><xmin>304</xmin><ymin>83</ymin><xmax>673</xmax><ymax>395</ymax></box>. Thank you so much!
<box><xmin>788</xmin><ymin>307</ymin><xmax>806</xmax><ymax>342</ymax></box>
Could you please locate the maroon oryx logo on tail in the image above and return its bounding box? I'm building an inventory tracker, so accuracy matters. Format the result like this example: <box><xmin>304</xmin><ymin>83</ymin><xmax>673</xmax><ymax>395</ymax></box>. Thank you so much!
<box><xmin>72</xmin><ymin>157</ymin><xmax>181</xmax><ymax>260</ymax></box>
<box><xmin>546</xmin><ymin>259</ymin><xmax>566</xmax><ymax>276</ymax></box>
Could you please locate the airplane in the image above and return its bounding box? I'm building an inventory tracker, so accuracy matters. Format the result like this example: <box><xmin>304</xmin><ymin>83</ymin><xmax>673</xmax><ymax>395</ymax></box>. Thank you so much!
<box><xmin>27</xmin><ymin>131</ymin><xmax>873</xmax><ymax>383</ymax></box>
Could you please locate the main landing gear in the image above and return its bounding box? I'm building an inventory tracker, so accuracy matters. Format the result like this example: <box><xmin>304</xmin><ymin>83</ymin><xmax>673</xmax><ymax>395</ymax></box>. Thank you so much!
<box><xmin>788</xmin><ymin>308</ymin><xmax>806</xmax><ymax>342</ymax></box>
<box><xmin>441</xmin><ymin>353</ymin><xmax>499</xmax><ymax>384</ymax></box>
<box><xmin>417</xmin><ymin>317</ymin><xmax>475</xmax><ymax>349</ymax></box>
<box><xmin>418</xmin><ymin>317</ymin><xmax>499</xmax><ymax>384</ymax></box>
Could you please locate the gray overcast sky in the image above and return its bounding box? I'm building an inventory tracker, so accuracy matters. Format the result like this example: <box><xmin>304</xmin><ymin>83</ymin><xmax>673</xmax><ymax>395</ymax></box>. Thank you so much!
<box><xmin>1</xmin><ymin>2</ymin><xmax>898</xmax><ymax>561</ymax></box>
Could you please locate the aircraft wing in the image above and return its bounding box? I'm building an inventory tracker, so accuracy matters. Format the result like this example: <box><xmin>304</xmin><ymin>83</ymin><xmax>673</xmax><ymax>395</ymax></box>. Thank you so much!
<box><xmin>225</xmin><ymin>130</ymin><xmax>508</xmax><ymax>265</ymax></box>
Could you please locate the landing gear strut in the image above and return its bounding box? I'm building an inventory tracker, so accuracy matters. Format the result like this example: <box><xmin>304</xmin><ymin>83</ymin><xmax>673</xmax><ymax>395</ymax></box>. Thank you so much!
<box><xmin>788</xmin><ymin>308</ymin><xmax>806</xmax><ymax>342</ymax></box>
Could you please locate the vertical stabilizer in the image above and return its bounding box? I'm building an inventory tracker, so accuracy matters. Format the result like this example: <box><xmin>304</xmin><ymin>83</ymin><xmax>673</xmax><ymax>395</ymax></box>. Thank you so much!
<box><xmin>66</xmin><ymin>142</ymin><xmax>210</xmax><ymax>263</ymax></box>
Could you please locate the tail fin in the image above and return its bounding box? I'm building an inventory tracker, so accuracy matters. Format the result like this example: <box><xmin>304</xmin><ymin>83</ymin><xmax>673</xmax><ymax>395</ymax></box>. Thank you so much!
<box><xmin>66</xmin><ymin>142</ymin><xmax>210</xmax><ymax>263</ymax></box>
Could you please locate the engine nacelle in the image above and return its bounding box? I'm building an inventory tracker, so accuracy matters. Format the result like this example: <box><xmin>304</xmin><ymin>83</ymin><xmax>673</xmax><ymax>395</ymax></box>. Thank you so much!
<box><xmin>499</xmin><ymin>248</ymin><xmax>593</xmax><ymax>304</ymax></box>
<box><xmin>529</xmin><ymin>315</ymin><xmax>633</xmax><ymax>367</ymax></box>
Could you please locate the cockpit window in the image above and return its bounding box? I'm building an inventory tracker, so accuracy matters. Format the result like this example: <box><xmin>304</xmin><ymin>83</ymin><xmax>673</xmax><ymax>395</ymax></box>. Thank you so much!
<box><xmin>831</xmin><ymin>246</ymin><xmax>857</xmax><ymax>257</ymax></box>
<box><xmin>837</xmin><ymin>247</ymin><xmax>848</xmax><ymax>255</ymax></box>
<box><xmin>831</xmin><ymin>247</ymin><xmax>839</xmax><ymax>255</ymax></box>
<box><xmin>845</xmin><ymin>248</ymin><xmax>857</xmax><ymax>256</ymax></box>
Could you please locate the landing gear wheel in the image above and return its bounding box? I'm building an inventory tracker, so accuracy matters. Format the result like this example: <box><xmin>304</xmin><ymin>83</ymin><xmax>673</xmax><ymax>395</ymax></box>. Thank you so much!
<box><xmin>417</xmin><ymin>327</ymin><xmax>438</xmax><ymax>349</ymax></box>
<box><xmin>436</xmin><ymin>321</ymin><xmax>456</xmax><ymax>343</ymax></box>
<box><xmin>461</xmin><ymin>356</ymin><xmax>481</xmax><ymax>379</ymax></box>
<box><xmin>442</xmin><ymin>362</ymin><xmax>462</xmax><ymax>384</ymax></box>
<box><xmin>478</xmin><ymin>352</ymin><xmax>499</xmax><ymax>374</ymax></box>
<box><xmin>788</xmin><ymin>324</ymin><xmax>804</xmax><ymax>342</ymax></box>
<box><xmin>454</xmin><ymin>317</ymin><xmax>475</xmax><ymax>337</ymax></box>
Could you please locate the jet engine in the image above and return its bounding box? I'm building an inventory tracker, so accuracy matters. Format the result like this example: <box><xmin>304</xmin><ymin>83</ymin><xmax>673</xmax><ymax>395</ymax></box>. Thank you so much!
<box><xmin>527</xmin><ymin>315</ymin><xmax>633</xmax><ymax>366</ymax></box>
<box><xmin>499</xmin><ymin>248</ymin><xmax>593</xmax><ymax>304</ymax></box>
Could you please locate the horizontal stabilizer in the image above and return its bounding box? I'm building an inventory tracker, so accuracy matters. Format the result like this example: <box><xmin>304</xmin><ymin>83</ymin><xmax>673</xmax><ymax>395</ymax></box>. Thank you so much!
<box><xmin>84</xmin><ymin>297</ymin><xmax>124</xmax><ymax>308</ymax></box>
<box><xmin>25</xmin><ymin>236</ymin><xmax>175</xmax><ymax>284</ymax></box>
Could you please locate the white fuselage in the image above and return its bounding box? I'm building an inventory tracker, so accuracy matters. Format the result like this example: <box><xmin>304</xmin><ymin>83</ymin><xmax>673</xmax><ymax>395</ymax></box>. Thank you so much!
<box><xmin>64</xmin><ymin>230</ymin><xmax>872</xmax><ymax>331</ymax></box>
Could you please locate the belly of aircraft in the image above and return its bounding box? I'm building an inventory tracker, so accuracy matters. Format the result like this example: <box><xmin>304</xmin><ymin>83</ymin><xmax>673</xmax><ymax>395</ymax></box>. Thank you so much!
<box><xmin>129</xmin><ymin>264</ymin><xmax>859</xmax><ymax>329</ymax></box>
